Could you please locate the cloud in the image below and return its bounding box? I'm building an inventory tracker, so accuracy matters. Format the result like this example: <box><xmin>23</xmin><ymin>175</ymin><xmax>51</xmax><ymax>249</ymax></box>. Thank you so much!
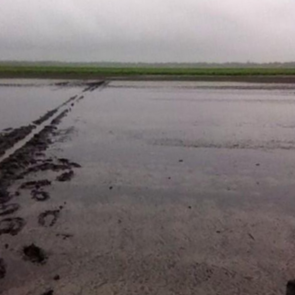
<box><xmin>0</xmin><ymin>0</ymin><xmax>295</xmax><ymax>62</ymax></box>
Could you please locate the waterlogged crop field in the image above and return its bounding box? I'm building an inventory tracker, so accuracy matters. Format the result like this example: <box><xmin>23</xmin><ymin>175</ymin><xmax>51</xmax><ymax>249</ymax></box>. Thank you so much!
<box><xmin>1</xmin><ymin>80</ymin><xmax>295</xmax><ymax>295</ymax></box>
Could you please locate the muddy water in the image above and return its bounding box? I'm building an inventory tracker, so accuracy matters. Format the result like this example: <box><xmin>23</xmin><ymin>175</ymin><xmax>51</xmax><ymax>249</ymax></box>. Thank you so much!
<box><xmin>1</xmin><ymin>81</ymin><xmax>295</xmax><ymax>295</ymax></box>
<box><xmin>0</xmin><ymin>81</ymin><xmax>80</xmax><ymax>131</ymax></box>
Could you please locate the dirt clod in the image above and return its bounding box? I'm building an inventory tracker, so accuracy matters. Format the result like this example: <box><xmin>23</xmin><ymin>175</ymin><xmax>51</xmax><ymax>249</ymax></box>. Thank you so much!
<box><xmin>23</xmin><ymin>244</ymin><xmax>47</xmax><ymax>264</ymax></box>
<box><xmin>0</xmin><ymin>203</ymin><xmax>20</xmax><ymax>216</ymax></box>
<box><xmin>38</xmin><ymin>210</ymin><xmax>60</xmax><ymax>227</ymax></box>
<box><xmin>0</xmin><ymin>217</ymin><xmax>26</xmax><ymax>236</ymax></box>
<box><xmin>287</xmin><ymin>280</ymin><xmax>295</xmax><ymax>295</ymax></box>
<box><xmin>56</xmin><ymin>233</ymin><xmax>73</xmax><ymax>240</ymax></box>
<box><xmin>56</xmin><ymin>170</ymin><xmax>74</xmax><ymax>182</ymax></box>
<box><xmin>31</xmin><ymin>190</ymin><xmax>50</xmax><ymax>202</ymax></box>
<box><xmin>58</xmin><ymin>158</ymin><xmax>70</xmax><ymax>164</ymax></box>
<box><xmin>70</xmin><ymin>162</ymin><xmax>81</xmax><ymax>168</ymax></box>
<box><xmin>0</xmin><ymin>258</ymin><xmax>6</xmax><ymax>279</ymax></box>
<box><xmin>20</xmin><ymin>179</ymin><xmax>51</xmax><ymax>190</ymax></box>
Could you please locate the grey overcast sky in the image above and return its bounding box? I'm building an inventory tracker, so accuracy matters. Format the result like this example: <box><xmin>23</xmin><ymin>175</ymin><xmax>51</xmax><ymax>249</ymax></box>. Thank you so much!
<box><xmin>0</xmin><ymin>0</ymin><xmax>294</xmax><ymax>63</ymax></box>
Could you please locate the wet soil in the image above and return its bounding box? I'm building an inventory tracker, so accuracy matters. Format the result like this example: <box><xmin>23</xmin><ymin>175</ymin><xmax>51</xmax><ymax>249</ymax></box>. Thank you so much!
<box><xmin>2</xmin><ymin>80</ymin><xmax>295</xmax><ymax>295</ymax></box>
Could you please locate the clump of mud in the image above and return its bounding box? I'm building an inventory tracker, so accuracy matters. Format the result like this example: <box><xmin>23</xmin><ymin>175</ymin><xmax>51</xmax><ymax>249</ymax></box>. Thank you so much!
<box><xmin>0</xmin><ymin>188</ymin><xmax>13</xmax><ymax>204</ymax></box>
<box><xmin>0</xmin><ymin>258</ymin><xmax>6</xmax><ymax>279</ymax></box>
<box><xmin>38</xmin><ymin>210</ymin><xmax>60</xmax><ymax>227</ymax></box>
<box><xmin>0</xmin><ymin>203</ymin><xmax>20</xmax><ymax>216</ymax></box>
<box><xmin>18</xmin><ymin>158</ymin><xmax>81</xmax><ymax>179</ymax></box>
<box><xmin>287</xmin><ymin>280</ymin><xmax>295</xmax><ymax>295</ymax></box>
<box><xmin>56</xmin><ymin>170</ymin><xmax>74</xmax><ymax>182</ymax></box>
<box><xmin>31</xmin><ymin>190</ymin><xmax>50</xmax><ymax>202</ymax></box>
<box><xmin>20</xmin><ymin>179</ymin><xmax>51</xmax><ymax>190</ymax></box>
<box><xmin>58</xmin><ymin>158</ymin><xmax>81</xmax><ymax>168</ymax></box>
<box><xmin>41</xmin><ymin>290</ymin><xmax>54</xmax><ymax>295</ymax></box>
<box><xmin>0</xmin><ymin>217</ymin><xmax>26</xmax><ymax>236</ymax></box>
<box><xmin>23</xmin><ymin>244</ymin><xmax>47</xmax><ymax>264</ymax></box>
<box><xmin>56</xmin><ymin>233</ymin><xmax>73</xmax><ymax>240</ymax></box>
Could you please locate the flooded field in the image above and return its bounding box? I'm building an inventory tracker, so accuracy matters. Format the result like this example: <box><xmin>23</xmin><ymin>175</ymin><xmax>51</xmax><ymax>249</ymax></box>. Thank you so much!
<box><xmin>1</xmin><ymin>80</ymin><xmax>295</xmax><ymax>295</ymax></box>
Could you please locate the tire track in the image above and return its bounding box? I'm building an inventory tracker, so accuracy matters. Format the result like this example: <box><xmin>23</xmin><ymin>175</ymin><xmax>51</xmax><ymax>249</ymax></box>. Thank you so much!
<box><xmin>0</xmin><ymin>80</ymin><xmax>106</xmax><ymax>165</ymax></box>
<box><xmin>0</xmin><ymin>80</ymin><xmax>107</xmax><ymax>288</ymax></box>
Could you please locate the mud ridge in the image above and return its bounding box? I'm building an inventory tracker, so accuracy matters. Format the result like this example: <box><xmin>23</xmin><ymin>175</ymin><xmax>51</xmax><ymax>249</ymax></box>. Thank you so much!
<box><xmin>61</xmin><ymin>95</ymin><xmax>77</xmax><ymax>106</ymax></box>
<box><xmin>38</xmin><ymin>210</ymin><xmax>60</xmax><ymax>227</ymax></box>
<box><xmin>0</xmin><ymin>125</ymin><xmax>35</xmax><ymax>157</ymax></box>
<box><xmin>0</xmin><ymin>217</ymin><xmax>26</xmax><ymax>236</ymax></box>
<box><xmin>0</xmin><ymin>203</ymin><xmax>20</xmax><ymax>216</ymax></box>
<box><xmin>52</xmin><ymin>80</ymin><xmax>107</xmax><ymax>90</ymax></box>
<box><xmin>0</xmin><ymin>125</ymin><xmax>59</xmax><ymax>183</ymax></box>
<box><xmin>20</xmin><ymin>179</ymin><xmax>51</xmax><ymax>190</ymax></box>
<box><xmin>56</xmin><ymin>170</ymin><xmax>74</xmax><ymax>182</ymax></box>
<box><xmin>83</xmin><ymin>81</ymin><xmax>108</xmax><ymax>92</ymax></box>
<box><xmin>32</xmin><ymin>109</ymin><xmax>59</xmax><ymax>126</ymax></box>
<box><xmin>18</xmin><ymin>158</ymin><xmax>81</xmax><ymax>178</ymax></box>
<box><xmin>31</xmin><ymin>190</ymin><xmax>50</xmax><ymax>202</ymax></box>
<box><xmin>50</xmin><ymin>110</ymin><xmax>69</xmax><ymax>126</ymax></box>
